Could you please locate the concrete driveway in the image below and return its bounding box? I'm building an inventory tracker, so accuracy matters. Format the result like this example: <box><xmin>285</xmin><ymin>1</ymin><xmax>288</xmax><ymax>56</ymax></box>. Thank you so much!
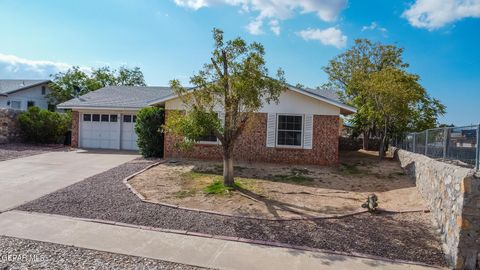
<box><xmin>0</xmin><ymin>150</ymin><xmax>139</xmax><ymax>212</ymax></box>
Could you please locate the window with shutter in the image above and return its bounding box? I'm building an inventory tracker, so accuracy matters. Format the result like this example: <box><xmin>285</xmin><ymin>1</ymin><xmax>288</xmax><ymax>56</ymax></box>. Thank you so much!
<box><xmin>276</xmin><ymin>115</ymin><xmax>303</xmax><ymax>147</ymax></box>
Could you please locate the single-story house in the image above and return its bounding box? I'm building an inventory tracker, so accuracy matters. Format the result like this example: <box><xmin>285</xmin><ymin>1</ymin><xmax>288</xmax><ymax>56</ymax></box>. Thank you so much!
<box><xmin>58</xmin><ymin>85</ymin><xmax>356</xmax><ymax>165</ymax></box>
<box><xmin>0</xmin><ymin>80</ymin><xmax>53</xmax><ymax>111</ymax></box>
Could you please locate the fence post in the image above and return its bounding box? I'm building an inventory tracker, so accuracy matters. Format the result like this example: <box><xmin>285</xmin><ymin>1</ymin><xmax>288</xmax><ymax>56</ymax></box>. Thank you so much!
<box><xmin>413</xmin><ymin>133</ymin><xmax>416</xmax><ymax>153</ymax></box>
<box><xmin>425</xmin><ymin>130</ymin><xmax>429</xmax><ymax>155</ymax></box>
<box><xmin>443</xmin><ymin>128</ymin><xmax>448</xmax><ymax>160</ymax></box>
<box><xmin>476</xmin><ymin>125</ymin><xmax>480</xmax><ymax>171</ymax></box>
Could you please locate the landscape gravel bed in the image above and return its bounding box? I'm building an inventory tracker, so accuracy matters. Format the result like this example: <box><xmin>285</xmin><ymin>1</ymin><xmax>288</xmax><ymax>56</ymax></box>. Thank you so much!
<box><xmin>18</xmin><ymin>159</ymin><xmax>447</xmax><ymax>267</ymax></box>
<box><xmin>0</xmin><ymin>235</ymin><xmax>206</xmax><ymax>270</ymax></box>
<box><xmin>0</xmin><ymin>143</ymin><xmax>68</xmax><ymax>161</ymax></box>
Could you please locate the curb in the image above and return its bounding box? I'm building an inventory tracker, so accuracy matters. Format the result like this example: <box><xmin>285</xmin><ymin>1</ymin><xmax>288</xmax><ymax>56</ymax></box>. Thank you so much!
<box><xmin>123</xmin><ymin>161</ymin><xmax>429</xmax><ymax>221</ymax></box>
<box><xmin>9</xmin><ymin>210</ymin><xmax>444</xmax><ymax>270</ymax></box>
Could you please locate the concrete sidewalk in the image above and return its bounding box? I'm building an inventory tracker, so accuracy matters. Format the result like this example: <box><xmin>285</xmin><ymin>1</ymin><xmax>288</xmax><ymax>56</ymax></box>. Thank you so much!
<box><xmin>0</xmin><ymin>150</ymin><xmax>138</xmax><ymax>211</ymax></box>
<box><xmin>0</xmin><ymin>211</ymin><xmax>442</xmax><ymax>270</ymax></box>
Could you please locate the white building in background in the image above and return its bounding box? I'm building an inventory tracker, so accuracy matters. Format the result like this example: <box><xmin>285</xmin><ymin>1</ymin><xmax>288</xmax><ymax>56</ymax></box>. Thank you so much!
<box><xmin>0</xmin><ymin>80</ymin><xmax>53</xmax><ymax>111</ymax></box>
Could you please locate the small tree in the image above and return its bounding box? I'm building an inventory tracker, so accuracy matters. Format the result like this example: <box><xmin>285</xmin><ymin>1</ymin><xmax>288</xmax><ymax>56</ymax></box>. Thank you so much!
<box><xmin>135</xmin><ymin>107</ymin><xmax>165</xmax><ymax>158</ymax></box>
<box><xmin>165</xmin><ymin>28</ymin><xmax>287</xmax><ymax>187</ymax></box>
<box><xmin>323</xmin><ymin>39</ymin><xmax>445</xmax><ymax>152</ymax></box>
<box><xmin>323</xmin><ymin>39</ymin><xmax>409</xmax><ymax>149</ymax></box>
<box><xmin>357</xmin><ymin>67</ymin><xmax>445</xmax><ymax>159</ymax></box>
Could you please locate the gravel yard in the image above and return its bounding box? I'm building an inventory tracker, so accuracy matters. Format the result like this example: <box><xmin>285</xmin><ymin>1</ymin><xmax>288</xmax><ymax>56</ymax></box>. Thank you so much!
<box><xmin>18</xmin><ymin>159</ymin><xmax>447</xmax><ymax>267</ymax></box>
<box><xmin>0</xmin><ymin>143</ymin><xmax>68</xmax><ymax>161</ymax></box>
<box><xmin>0</xmin><ymin>235</ymin><xmax>206</xmax><ymax>270</ymax></box>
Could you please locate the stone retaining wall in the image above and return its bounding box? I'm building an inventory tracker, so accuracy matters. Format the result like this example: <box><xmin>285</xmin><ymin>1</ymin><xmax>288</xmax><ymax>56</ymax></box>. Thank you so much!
<box><xmin>0</xmin><ymin>108</ymin><xmax>21</xmax><ymax>143</ymax></box>
<box><xmin>394</xmin><ymin>148</ymin><xmax>480</xmax><ymax>269</ymax></box>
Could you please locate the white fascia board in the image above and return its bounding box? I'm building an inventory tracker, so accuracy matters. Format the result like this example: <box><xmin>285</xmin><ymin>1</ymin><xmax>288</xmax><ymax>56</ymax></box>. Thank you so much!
<box><xmin>57</xmin><ymin>106</ymin><xmax>141</xmax><ymax>111</ymax></box>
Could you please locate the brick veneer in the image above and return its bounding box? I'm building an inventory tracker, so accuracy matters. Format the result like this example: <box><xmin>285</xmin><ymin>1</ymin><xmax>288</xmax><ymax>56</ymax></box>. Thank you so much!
<box><xmin>71</xmin><ymin>111</ymin><xmax>79</xmax><ymax>148</ymax></box>
<box><xmin>164</xmin><ymin>111</ymin><xmax>339</xmax><ymax>166</ymax></box>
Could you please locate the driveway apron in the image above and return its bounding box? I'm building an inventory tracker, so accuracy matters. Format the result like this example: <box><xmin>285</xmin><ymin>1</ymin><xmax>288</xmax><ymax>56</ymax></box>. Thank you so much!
<box><xmin>0</xmin><ymin>150</ymin><xmax>138</xmax><ymax>212</ymax></box>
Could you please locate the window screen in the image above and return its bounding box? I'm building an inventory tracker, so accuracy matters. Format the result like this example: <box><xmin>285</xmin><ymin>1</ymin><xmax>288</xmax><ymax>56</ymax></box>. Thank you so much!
<box><xmin>277</xmin><ymin>115</ymin><xmax>303</xmax><ymax>146</ymax></box>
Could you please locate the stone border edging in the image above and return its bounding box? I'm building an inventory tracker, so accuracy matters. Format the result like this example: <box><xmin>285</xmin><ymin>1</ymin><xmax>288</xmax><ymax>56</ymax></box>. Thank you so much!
<box><xmin>123</xmin><ymin>161</ymin><xmax>430</xmax><ymax>221</ymax></box>
<box><xmin>12</xmin><ymin>210</ymin><xmax>444</xmax><ymax>270</ymax></box>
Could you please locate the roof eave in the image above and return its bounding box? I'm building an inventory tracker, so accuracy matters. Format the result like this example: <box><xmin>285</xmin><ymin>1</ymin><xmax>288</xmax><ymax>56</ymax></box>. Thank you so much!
<box><xmin>56</xmin><ymin>105</ymin><xmax>142</xmax><ymax>111</ymax></box>
<box><xmin>3</xmin><ymin>80</ymin><xmax>51</xmax><ymax>95</ymax></box>
<box><xmin>148</xmin><ymin>94</ymin><xmax>179</xmax><ymax>106</ymax></box>
<box><xmin>149</xmin><ymin>86</ymin><xmax>357</xmax><ymax>114</ymax></box>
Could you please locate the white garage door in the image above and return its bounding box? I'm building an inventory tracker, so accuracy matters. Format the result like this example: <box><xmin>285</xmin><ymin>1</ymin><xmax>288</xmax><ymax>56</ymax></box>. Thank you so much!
<box><xmin>121</xmin><ymin>114</ymin><xmax>139</xmax><ymax>150</ymax></box>
<box><xmin>80</xmin><ymin>113</ymin><xmax>120</xmax><ymax>149</ymax></box>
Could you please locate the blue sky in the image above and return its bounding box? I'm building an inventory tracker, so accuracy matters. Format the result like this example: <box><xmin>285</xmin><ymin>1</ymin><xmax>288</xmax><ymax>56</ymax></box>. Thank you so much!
<box><xmin>0</xmin><ymin>0</ymin><xmax>479</xmax><ymax>125</ymax></box>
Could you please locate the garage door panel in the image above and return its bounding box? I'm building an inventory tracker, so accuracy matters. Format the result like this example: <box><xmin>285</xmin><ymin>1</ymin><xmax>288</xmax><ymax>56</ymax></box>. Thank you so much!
<box><xmin>80</xmin><ymin>113</ymin><xmax>120</xmax><ymax>150</ymax></box>
<box><xmin>79</xmin><ymin>112</ymin><xmax>139</xmax><ymax>151</ymax></box>
<box><xmin>121</xmin><ymin>115</ymin><xmax>139</xmax><ymax>151</ymax></box>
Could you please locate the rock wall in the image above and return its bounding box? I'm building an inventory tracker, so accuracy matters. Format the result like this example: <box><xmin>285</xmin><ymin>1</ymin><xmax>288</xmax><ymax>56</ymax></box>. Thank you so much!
<box><xmin>394</xmin><ymin>148</ymin><xmax>480</xmax><ymax>269</ymax></box>
<box><xmin>0</xmin><ymin>108</ymin><xmax>21</xmax><ymax>143</ymax></box>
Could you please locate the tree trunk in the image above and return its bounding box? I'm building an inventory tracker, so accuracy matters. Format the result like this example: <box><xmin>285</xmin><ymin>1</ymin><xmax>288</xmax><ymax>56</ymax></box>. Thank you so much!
<box><xmin>223</xmin><ymin>147</ymin><xmax>234</xmax><ymax>187</ymax></box>
<box><xmin>379</xmin><ymin>135</ymin><xmax>386</xmax><ymax>160</ymax></box>
<box><xmin>379</xmin><ymin>119</ymin><xmax>388</xmax><ymax>160</ymax></box>
<box><xmin>362</xmin><ymin>131</ymin><xmax>370</xmax><ymax>150</ymax></box>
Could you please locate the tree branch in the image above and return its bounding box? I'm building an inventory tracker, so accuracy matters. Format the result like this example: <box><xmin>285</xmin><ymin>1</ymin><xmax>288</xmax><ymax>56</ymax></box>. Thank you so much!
<box><xmin>211</xmin><ymin>58</ymin><xmax>223</xmax><ymax>77</ymax></box>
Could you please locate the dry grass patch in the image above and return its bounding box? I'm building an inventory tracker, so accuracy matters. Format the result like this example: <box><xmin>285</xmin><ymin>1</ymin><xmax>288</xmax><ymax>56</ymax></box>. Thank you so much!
<box><xmin>128</xmin><ymin>151</ymin><xmax>427</xmax><ymax>219</ymax></box>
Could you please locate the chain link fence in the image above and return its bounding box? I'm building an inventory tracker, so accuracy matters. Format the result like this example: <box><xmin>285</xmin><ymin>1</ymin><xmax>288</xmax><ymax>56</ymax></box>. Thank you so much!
<box><xmin>396</xmin><ymin>125</ymin><xmax>480</xmax><ymax>170</ymax></box>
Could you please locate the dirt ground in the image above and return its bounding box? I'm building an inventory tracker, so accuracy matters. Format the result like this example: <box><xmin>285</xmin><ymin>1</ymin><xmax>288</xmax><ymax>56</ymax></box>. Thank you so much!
<box><xmin>129</xmin><ymin>150</ymin><xmax>428</xmax><ymax>219</ymax></box>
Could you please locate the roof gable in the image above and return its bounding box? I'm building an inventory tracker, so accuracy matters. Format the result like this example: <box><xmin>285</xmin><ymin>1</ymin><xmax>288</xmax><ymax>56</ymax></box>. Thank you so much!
<box><xmin>0</xmin><ymin>80</ymin><xmax>50</xmax><ymax>95</ymax></box>
<box><xmin>149</xmin><ymin>85</ymin><xmax>356</xmax><ymax>115</ymax></box>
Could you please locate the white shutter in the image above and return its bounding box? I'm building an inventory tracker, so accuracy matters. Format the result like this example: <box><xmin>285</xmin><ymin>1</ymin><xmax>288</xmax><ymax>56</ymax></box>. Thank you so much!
<box><xmin>303</xmin><ymin>114</ymin><xmax>314</xmax><ymax>149</ymax></box>
<box><xmin>266</xmin><ymin>113</ymin><xmax>277</xmax><ymax>147</ymax></box>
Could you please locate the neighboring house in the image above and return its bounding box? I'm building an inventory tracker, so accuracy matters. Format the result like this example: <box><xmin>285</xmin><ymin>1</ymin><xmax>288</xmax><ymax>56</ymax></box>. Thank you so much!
<box><xmin>0</xmin><ymin>80</ymin><xmax>53</xmax><ymax>111</ymax></box>
<box><xmin>58</xmin><ymin>85</ymin><xmax>356</xmax><ymax>165</ymax></box>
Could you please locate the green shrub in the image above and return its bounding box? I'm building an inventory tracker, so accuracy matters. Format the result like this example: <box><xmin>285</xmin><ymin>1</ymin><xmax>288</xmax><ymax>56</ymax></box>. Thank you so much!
<box><xmin>18</xmin><ymin>106</ymin><xmax>71</xmax><ymax>144</ymax></box>
<box><xmin>135</xmin><ymin>107</ymin><xmax>165</xmax><ymax>157</ymax></box>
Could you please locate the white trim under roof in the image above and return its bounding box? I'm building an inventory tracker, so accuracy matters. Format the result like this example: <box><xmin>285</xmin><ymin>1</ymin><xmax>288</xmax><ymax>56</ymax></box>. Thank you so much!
<box><xmin>147</xmin><ymin>86</ymin><xmax>357</xmax><ymax>114</ymax></box>
<box><xmin>56</xmin><ymin>105</ymin><xmax>140</xmax><ymax>111</ymax></box>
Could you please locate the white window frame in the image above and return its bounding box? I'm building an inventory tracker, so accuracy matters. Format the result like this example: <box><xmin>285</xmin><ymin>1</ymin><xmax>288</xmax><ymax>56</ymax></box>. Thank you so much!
<box><xmin>9</xmin><ymin>100</ymin><xmax>22</xmax><ymax>110</ymax></box>
<box><xmin>83</xmin><ymin>113</ymin><xmax>92</xmax><ymax>122</ymax></box>
<box><xmin>275</xmin><ymin>113</ymin><xmax>304</xmax><ymax>149</ymax></box>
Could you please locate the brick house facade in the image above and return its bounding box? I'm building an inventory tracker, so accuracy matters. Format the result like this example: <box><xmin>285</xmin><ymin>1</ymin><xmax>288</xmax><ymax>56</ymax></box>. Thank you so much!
<box><xmin>164</xmin><ymin>111</ymin><xmax>340</xmax><ymax>165</ymax></box>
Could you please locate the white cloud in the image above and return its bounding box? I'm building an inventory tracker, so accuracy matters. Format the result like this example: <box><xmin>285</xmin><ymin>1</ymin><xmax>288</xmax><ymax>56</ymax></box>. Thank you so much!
<box><xmin>269</xmin><ymin>19</ymin><xmax>280</xmax><ymax>36</ymax></box>
<box><xmin>0</xmin><ymin>53</ymin><xmax>88</xmax><ymax>79</ymax></box>
<box><xmin>298</xmin><ymin>27</ymin><xmax>347</xmax><ymax>48</ymax></box>
<box><xmin>403</xmin><ymin>0</ymin><xmax>480</xmax><ymax>30</ymax></box>
<box><xmin>246</xmin><ymin>18</ymin><xmax>264</xmax><ymax>35</ymax></box>
<box><xmin>361</xmin><ymin>22</ymin><xmax>387</xmax><ymax>33</ymax></box>
<box><xmin>174</xmin><ymin>0</ymin><xmax>348</xmax><ymax>35</ymax></box>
